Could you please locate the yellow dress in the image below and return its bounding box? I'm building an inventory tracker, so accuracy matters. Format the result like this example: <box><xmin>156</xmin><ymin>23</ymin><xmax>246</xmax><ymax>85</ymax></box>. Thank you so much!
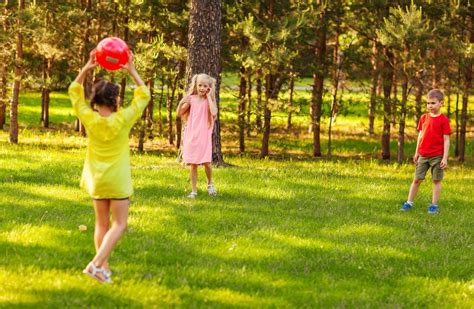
<box><xmin>68</xmin><ymin>81</ymin><xmax>150</xmax><ymax>199</ymax></box>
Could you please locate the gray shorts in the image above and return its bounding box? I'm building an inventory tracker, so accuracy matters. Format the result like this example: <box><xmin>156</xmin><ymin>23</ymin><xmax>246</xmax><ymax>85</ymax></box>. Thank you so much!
<box><xmin>415</xmin><ymin>155</ymin><xmax>444</xmax><ymax>181</ymax></box>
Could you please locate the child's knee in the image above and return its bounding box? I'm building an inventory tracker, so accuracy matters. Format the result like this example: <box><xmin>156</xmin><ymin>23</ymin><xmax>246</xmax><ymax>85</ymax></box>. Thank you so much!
<box><xmin>114</xmin><ymin>221</ymin><xmax>128</xmax><ymax>232</ymax></box>
<box><xmin>413</xmin><ymin>178</ymin><xmax>423</xmax><ymax>185</ymax></box>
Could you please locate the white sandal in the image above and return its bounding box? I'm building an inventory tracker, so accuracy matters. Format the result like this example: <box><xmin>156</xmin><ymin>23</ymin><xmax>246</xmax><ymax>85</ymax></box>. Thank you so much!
<box><xmin>187</xmin><ymin>191</ymin><xmax>198</xmax><ymax>199</ymax></box>
<box><xmin>83</xmin><ymin>262</ymin><xmax>113</xmax><ymax>284</ymax></box>
<box><xmin>208</xmin><ymin>184</ymin><xmax>217</xmax><ymax>196</ymax></box>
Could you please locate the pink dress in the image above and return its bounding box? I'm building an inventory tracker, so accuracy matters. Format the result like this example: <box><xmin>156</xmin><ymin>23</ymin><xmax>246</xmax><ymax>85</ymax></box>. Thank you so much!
<box><xmin>183</xmin><ymin>95</ymin><xmax>213</xmax><ymax>164</ymax></box>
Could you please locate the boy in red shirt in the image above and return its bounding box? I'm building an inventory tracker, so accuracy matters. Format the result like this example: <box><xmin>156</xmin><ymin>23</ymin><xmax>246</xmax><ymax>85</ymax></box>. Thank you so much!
<box><xmin>401</xmin><ymin>89</ymin><xmax>452</xmax><ymax>214</ymax></box>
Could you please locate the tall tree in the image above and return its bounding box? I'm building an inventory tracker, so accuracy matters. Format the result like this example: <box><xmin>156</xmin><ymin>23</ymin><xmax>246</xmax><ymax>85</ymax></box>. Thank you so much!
<box><xmin>307</xmin><ymin>1</ymin><xmax>328</xmax><ymax>157</ymax></box>
<box><xmin>0</xmin><ymin>1</ymin><xmax>13</xmax><ymax>130</ymax></box>
<box><xmin>9</xmin><ymin>0</ymin><xmax>24</xmax><ymax>144</ymax></box>
<box><xmin>378</xmin><ymin>4</ymin><xmax>431</xmax><ymax>163</ymax></box>
<box><xmin>459</xmin><ymin>5</ymin><xmax>473</xmax><ymax>162</ymax></box>
<box><xmin>186</xmin><ymin>0</ymin><xmax>224</xmax><ymax>164</ymax></box>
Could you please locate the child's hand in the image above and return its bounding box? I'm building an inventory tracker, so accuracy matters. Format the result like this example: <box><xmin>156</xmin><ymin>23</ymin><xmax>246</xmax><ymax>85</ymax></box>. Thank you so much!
<box><xmin>121</xmin><ymin>51</ymin><xmax>136</xmax><ymax>72</ymax></box>
<box><xmin>440</xmin><ymin>158</ymin><xmax>448</xmax><ymax>169</ymax></box>
<box><xmin>413</xmin><ymin>154</ymin><xmax>419</xmax><ymax>164</ymax></box>
<box><xmin>84</xmin><ymin>49</ymin><xmax>97</xmax><ymax>71</ymax></box>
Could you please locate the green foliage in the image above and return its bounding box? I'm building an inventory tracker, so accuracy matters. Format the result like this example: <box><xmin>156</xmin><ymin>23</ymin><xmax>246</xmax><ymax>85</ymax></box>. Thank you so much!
<box><xmin>377</xmin><ymin>3</ymin><xmax>432</xmax><ymax>65</ymax></box>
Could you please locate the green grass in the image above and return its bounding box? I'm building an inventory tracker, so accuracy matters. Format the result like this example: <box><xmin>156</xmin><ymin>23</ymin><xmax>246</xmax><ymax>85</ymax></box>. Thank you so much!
<box><xmin>1</xmin><ymin>137</ymin><xmax>473</xmax><ymax>307</ymax></box>
<box><xmin>0</xmin><ymin>86</ymin><xmax>473</xmax><ymax>307</ymax></box>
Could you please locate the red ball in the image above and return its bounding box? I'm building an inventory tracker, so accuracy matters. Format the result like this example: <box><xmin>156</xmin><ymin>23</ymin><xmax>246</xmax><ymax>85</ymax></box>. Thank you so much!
<box><xmin>95</xmin><ymin>37</ymin><xmax>129</xmax><ymax>71</ymax></box>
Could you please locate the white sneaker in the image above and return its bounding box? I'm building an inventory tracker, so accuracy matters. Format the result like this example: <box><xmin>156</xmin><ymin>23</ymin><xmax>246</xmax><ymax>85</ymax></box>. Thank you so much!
<box><xmin>207</xmin><ymin>184</ymin><xmax>217</xmax><ymax>196</ymax></box>
<box><xmin>187</xmin><ymin>191</ymin><xmax>197</xmax><ymax>199</ymax></box>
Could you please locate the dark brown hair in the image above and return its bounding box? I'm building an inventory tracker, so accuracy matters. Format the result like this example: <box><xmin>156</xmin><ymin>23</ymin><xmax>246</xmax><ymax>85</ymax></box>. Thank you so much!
<box><xmin>90</xmin><ymin>80</ymin><xmax>120</xmax><ymax>111</ymax></box>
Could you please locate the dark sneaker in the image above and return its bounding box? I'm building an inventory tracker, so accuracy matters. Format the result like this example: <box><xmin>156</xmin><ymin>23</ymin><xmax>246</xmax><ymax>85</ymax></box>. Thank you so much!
<box><xmin>400</xmin><ymin>202</ymin><xmax>413</xmax><ymax>211</ymax></box>
<box><xmin>428</xmin><ymin>204</ymin><xmax>439</xmax><ymax>215</ymax></box>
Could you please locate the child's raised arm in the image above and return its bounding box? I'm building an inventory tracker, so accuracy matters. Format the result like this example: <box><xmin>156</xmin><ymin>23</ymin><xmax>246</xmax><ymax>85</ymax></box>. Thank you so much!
<box><xmin>74</xmin><ymin>50</ymin><xmax>97</xmax><ymax>84</ymax></box>
<box><xmin>120</xmin><ymin>51</ymin><xmax>145</xmax><ymax>87</ymax></box>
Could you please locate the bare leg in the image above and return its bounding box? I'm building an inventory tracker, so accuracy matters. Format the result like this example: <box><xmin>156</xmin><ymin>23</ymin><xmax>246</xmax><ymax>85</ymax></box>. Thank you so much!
<box><xmin>407</xmin><ymin>178</ymin><xmax>423</xmax><ymax>203</ymax></box>
<box><xmin>190</xmin><ymin>164</ymin><xmax>198</xmax><ymax>192</ymax></box>
<box><xmin>432</xmin><ymin>180</ymin><xmax>442</xmax><ymax>205</ymax></box>
<box><xmin>204</xmin><ymin>162</ymin><xmax>213</xmax><ymax>185</ymax></box>
<box><xmin>91</xmin><ymin>199</ymin><xmax>129</xmax><ymax>268</ymax></box>
<box><xmin>93</xmin><ymin>199</ymin><xmax>110</xmax><ymax>271</ymax></box>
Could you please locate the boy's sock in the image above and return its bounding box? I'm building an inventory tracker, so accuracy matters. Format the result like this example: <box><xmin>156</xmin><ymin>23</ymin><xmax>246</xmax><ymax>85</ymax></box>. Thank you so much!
<box><xmin>406</xmin><ymin>201</ymin><xmax>414</xmax><ymax>206</ymax></box>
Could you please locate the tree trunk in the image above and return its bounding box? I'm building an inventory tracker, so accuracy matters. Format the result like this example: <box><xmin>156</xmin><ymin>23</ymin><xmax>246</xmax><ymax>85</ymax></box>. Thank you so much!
<box><xmin>10</xmin><ymin>0</ymin><xmax>24</xmax><ymax>144</ymax></box>
<box><xmin>260</xmin><ymin>74</ymin><xmax>273</xmax><ymax>158</ymax></box>
<box><xmin>246</xmin><ymin>69</ymin><xmax>252</xmax><ymax>137</ymax></box>
<box><xmin>311</xmin><ymin>9</ymin><xmax>327</xmax><ymax>157</ymax></box>
<box><xmin>76</xmin><ymin>0</ymin><xmax>92</xmax><ymax>136</ymax></box>
<box><xmin>119</xmin><ymin>0</ymin><xmax>130</xmax><ymax>107</ymax></box>
<box><xmin>391</xmin><ymin>58</ymin><xmax>398</xmax><ymax>127</ymax></box>
<box><xmin>455</xmin><ymin>55</ymin><xmax>462</xmax><ymax>157</ymax></box>
<box><xmin>459</xmin><ymin>10</ymin><xmax>473</xmax><ymax>162</ymax></box>
<box><xmin>0</xmin><ymin>62</ymin><xmax>7</xmax><ymax>130</ymax></box>
<box><xmin>397</xmin><ymin>70</ymin><xmax>408</xmax><ymax>164</ymax></box>
<box><xmin>368</xmin><ymin>42</ymin><xmax>379</xmax><ymax>135</ymax></box>
<box><xmin>176</xmin><ymin>92</ymin><xmax>184</xmax><ymax>149</ymax></box>
<box><xmin>260</xmin><ymin>72</ymin><xmax>284</xmax><ymax>158</ymax></box>
<box><xmin>328</xmin><ymin>27</ymin><xmax>341</xmax><ymax>160</ymax></box>
<box><xmin>158</xmin><ymin>76</ymin><xmax>165</xmax><ymax>135</ymax></box>
<box><xmin>455</xmin><ymin>86</ymin><xmax>460</xmax><ymax>157</ymax></box>
<box><xmin>186</xmin><ymin>0</ymin><xmax>223</xmax><ymax>165</ymax></box>
<box><xmin>238</xmin><ymin>66</ymin><xmax>246</xmax><ymax>154</ymax></box>
<box><xmin>41</xmin><ymin>58</ymin><xmax>52</xmax><ymax>128</ymax></box>
<box><xmin>146</xmin><ymin>79</ymin><xmax>154</xmax><ymax>137</ymax></box>
<box><xmin>138</xmin><ymin>111</ymin><xmax>146</xmax><ymax>153</ymax></box>
<box><xmin>381</xmin><ymin>47</ymin><xmax>394</xmax><ymax>160</ymax></box>
<box><xmin>167</xmin><ymin>78</ymin><xmax>177</xmax><ymax>145</ymax></box>
<box><xmin>255</xmin><ymin>69</ymin><xmax>263</xmax><ymax>132</ymax></box>
<box><xmin>414</xmin><ymin>74</ymin><xmax>423</xmax><ymax>126</ymax></box>
<box><xmin>0</xmin><ymin>3</ymin><xmax>8</xmax><ymax>130</ymax></box>
<box><xmin>287</xmin><ymin>71</ymin><xmax>295</xmax><ymax>130</ymax></box>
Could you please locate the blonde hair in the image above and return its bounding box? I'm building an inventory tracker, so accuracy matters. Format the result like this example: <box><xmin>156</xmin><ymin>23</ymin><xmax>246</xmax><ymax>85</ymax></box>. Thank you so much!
<box><xmin>177</xmin><ymin>73</ymin><xmax>218</xmax><ymax>125</ymax></box>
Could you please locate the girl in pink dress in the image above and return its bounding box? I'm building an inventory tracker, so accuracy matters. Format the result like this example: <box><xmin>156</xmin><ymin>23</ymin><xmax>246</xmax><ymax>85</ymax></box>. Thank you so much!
<box><xmin>177</xmin><ymin>73</ymin><xmax>218</xmax><ymax>198</ymax></box>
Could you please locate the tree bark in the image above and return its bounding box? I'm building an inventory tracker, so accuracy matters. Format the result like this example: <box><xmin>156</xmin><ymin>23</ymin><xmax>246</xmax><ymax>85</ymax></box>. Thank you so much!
<box><xmin>119</xmin><ymin>0</ymin><xmax>130</xmax><ymax>108</ymax></box>
<box><xmin>0</xmin><ymin>62</ymin><xmax>7</xmax><ymax>130</ymax></box>
<box><xmin>238</xmin><ymin>66</ymin><xmax>246</xmax><ymax>154</ymax></box>
<box><xmin>328</xmin><ymin>27</ymin><xmax>341</xmax><ymax>160</ymax></box>
<box><xmin>459</xmin><ymin>9</ymin><xmax>473</xmax><ymax>162</ymax></box>
<box><xmin>146</xmin><ymin>79</ymin><xmax>154</xmax><ymax>132</ymax></box>
<box><xmin>397</xmin><ymin>70</ymin><xmax>408</xmax><ymax>164</ymax></box>
<box><xmin>368</xmin><ymin>42</ymin><xmax>379</xmax><ymax>135</ymax></box>
<box><xmin>287</xmin><ymin>71</ymin><xmax>295</xmax><ymax>130</ymax></box>
<box><xmin>311</xmin><ymin>2</ymin><xmax>327</xmax><ymax>157</ymax></box>
<box><xmin>41</xmin><ymin>58</ymin><xmax>52</xmax><ymax>128</ymax></box>
<box><xmin>246</xmin><ymin>69</ymin><xmax>252</xmax><ymax>137</ymax></box>
<box><xmin>255</xmin><ymin>69</ymin><xmax>263</xmax><ymax>132</ymax></box>
<box><xmin>260</xmin><ymin>74</ymin><xmax>273</xmax><ymax>158</ymax></box>
<box><xmin>414</xmin><ymin>73</ymin><xmax>423</xmax><ymax>126</ymax></box>
<box><xmin>186</xmin><ymin>0</ymin><xmax>223</xmax><ymax>165</ymax></box>
<box><xmin>10</xmin><ymin>0</ymin><xmax>24</xmax><ymax>144</ymax></box>
<box><xmin>381</xmin><ymin>47</ymin><xmax>394</xmax><ymax>160</ymax></box>
<box><xmin>0</xmin><ymin>3</ymin><xmax>8</xmax><ymax>130</ymax></box>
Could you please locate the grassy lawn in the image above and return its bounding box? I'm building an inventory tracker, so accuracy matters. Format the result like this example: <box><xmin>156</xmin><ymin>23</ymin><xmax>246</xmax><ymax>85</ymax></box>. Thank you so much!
<box><xmin>0</xmin><ymin>86</ymin><xmax>473</xmax><ymax>307</ymax></box>
<box><xmin>1</xmin><ymin>137</ymin><xmax>473</xmax><ymax>307</ymax></box>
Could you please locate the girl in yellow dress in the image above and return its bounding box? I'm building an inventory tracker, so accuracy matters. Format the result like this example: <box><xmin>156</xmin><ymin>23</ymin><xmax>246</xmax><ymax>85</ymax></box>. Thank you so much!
<box><xmin>69</xmin><ymin>49</ymin><xmax>150</xmax><ymax>283</ymax></box>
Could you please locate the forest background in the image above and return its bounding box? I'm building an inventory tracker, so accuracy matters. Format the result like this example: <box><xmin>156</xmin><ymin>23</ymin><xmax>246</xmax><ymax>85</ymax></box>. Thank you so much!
<box><xmin>1</xmin><ymin>0</ymin><xmax>473</xmax><ymax>307</ymax></box>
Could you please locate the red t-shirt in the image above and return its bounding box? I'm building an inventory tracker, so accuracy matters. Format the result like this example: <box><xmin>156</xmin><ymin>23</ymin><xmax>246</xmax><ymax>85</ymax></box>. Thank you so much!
<box><xmin>417</xmin><ymin>113</ymin><xmax>452</xmax><ymax>157</ymax></box>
